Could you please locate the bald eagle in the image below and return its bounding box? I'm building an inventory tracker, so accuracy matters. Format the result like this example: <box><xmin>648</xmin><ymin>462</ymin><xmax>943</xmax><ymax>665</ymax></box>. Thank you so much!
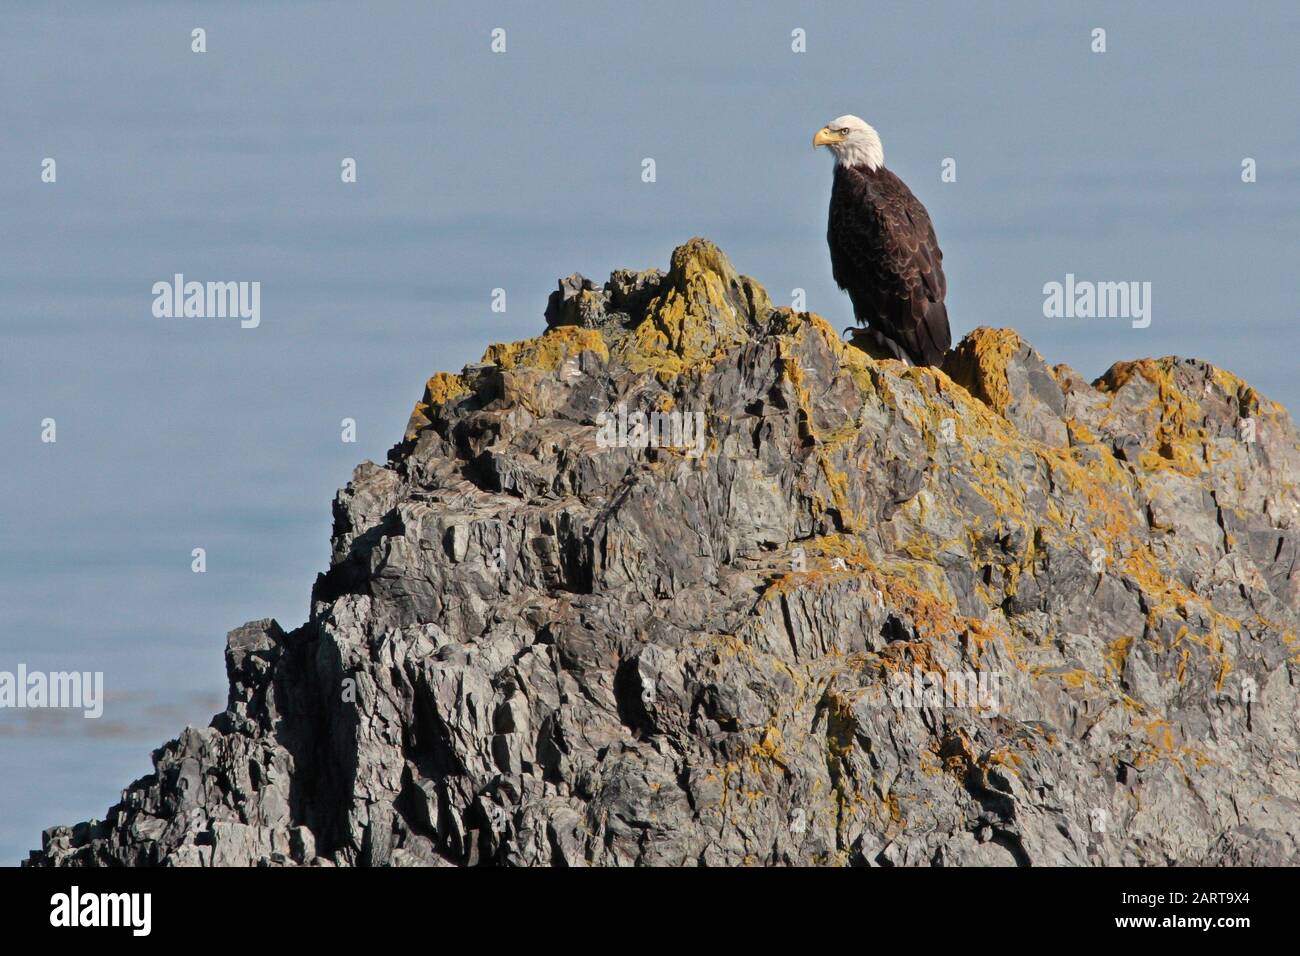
<box><xmin>814</xmin><ymin>115</ymin><xmax>950</xmax><ymax>366</ymax></box>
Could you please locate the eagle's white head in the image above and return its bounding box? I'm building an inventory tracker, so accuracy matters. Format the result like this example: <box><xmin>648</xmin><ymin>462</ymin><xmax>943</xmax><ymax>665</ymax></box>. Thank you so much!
<box><xmin>813</xmin><ymin>115</ymin><xmax>884</xmax><ymax>171</ymax></box>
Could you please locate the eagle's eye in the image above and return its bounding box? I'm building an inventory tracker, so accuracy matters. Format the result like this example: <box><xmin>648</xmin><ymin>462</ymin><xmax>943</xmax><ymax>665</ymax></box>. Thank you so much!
<box><xmin>838</xmin><ymin>128</ymin><xmax>851</xmax><ymax>135</ymax></box>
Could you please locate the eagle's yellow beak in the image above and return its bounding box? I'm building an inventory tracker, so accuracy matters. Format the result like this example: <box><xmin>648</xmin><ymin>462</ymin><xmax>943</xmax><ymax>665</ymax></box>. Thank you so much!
<box><xmin>813</xmin><ymin>127</ymin><xmax>843</xmax><ymax>148</ymax></box>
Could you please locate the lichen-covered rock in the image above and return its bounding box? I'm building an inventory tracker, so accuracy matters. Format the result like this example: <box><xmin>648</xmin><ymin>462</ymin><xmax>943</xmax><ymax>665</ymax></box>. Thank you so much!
<box><xmin>27</xmin><ymin>239</ymin><xmax>1300</xmax><ymax>867</ymax></box>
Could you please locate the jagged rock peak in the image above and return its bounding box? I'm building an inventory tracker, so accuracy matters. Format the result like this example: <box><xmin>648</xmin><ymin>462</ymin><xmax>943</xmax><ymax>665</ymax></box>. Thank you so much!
<box><xmin>27</xmin><ymin>240</ymin><xmax>1300</xmax><ymax>868</ymax></box>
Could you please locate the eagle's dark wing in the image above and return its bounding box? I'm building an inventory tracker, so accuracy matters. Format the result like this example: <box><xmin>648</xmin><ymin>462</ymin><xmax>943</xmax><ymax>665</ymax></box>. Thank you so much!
<box><xmin>827</xmin><ymin>164</ymin><xmax>950</xmax><ymax>366</ymax></box>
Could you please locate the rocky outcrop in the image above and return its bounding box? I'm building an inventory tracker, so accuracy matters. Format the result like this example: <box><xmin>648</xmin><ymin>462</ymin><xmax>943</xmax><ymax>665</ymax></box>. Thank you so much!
<box><xmin>28</xmin><ymin>239</ymin><xmax>1300</xmax><ymax>867</ymax></box>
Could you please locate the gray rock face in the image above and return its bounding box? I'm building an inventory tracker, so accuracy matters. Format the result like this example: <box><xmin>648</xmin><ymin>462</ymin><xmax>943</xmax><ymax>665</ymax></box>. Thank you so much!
<box><xmin>27</xmin><ymin>240</ymin><xmax>1300</xmax><ymax>867</ymax></box>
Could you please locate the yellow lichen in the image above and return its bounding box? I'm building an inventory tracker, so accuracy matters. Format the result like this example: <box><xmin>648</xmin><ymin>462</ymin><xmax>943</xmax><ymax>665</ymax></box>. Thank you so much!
<box><xmin>481</xmin><ymin>324</ymin><xmax>608</xmax><ymax>371</ymax></box>
<box><xmin>405</xmin><ymin>371</ymin><xmax>470</xmax><ymax>438</ymax></box>
<box><xmin>941</xmin><ymin>327</ymin><xmax>1025</xmax><ymax>417</ymax></box>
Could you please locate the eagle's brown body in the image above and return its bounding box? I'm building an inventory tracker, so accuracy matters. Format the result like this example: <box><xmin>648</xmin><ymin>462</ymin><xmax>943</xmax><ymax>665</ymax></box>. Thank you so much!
<box><xmin>828</xmin><ymin>163</ymin><xmax>950</xmax><ymax>366</ymax></box>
